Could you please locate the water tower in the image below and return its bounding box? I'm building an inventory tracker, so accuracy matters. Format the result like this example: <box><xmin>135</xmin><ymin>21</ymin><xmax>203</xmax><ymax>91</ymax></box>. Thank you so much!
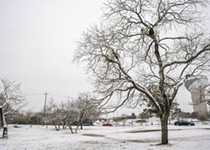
<box><xmin>184</xmin><ymin>76</ymin><xmax>209</xmax><ymax>117</ymax></box>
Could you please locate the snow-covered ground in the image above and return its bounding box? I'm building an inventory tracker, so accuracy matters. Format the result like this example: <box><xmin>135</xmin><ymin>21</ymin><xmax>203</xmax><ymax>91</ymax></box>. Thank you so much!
<box><xmin>0</xmin><ymin>124</ymin><xmax>210</xmax><ymax>150</ymax></box>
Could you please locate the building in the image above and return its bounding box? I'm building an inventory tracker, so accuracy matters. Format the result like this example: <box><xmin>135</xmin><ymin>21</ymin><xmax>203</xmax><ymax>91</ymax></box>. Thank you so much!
<box><xmin>184</xmin><ymin>76</ymin><xmax>209</xmax><ymax>117</ymax></box>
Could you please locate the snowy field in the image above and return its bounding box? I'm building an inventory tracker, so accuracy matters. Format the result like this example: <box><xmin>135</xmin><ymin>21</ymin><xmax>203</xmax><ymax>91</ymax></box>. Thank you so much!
<box><xmin>0</xmin><ymin>124</ymin><xmax>210</xmax><ymax>150</ymax></box>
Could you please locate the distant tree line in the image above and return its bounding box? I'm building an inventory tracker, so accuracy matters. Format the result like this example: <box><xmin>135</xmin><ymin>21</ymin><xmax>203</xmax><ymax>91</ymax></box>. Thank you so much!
<box><xmin>113</xmin><ymin>113</ymin><xmax>137</xmax><ymax>122</ymax></box>
<box><xmin>8</xmin><ymin>112</ymin><xmax>43</xmax><ymax>125</ymax></box>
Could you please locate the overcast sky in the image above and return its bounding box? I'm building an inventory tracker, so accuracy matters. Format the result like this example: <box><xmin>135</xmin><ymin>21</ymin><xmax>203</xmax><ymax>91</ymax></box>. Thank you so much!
<box><xmin>0</xmin><ymin>0</ymin><xmax>209</xmax><ymax>113</ymax></box>
<box><xmin>0</xmin><ymin>0</ymin><xmax>105</xmax><ymax>111</ymax></box>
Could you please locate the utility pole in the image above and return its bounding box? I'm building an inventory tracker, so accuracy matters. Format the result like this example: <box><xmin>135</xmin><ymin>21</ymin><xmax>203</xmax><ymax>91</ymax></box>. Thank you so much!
<box><xmin>43</xmin><ymin>93</ymin><xmax>47</xmax><ymax>125</ymax></box>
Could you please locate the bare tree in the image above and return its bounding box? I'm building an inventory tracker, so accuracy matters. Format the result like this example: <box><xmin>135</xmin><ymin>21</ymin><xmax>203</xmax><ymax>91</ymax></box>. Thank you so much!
<box><xmin>0</xmin><ymin>78</ymin><xmax>24</xmax><ymax>138</ymax></box>
<box><xmin>74</xmin><ymin>0</ymin><xmax>210</xmax><ymax>144</ymax></box>
<box><xmin>44</xmin><ymin>99</ymin><xmax>78</xmax><ymax>133</ymax></box>
<box><xmin>43</xmin><ymin>99</ymin><xmax>67</xmax><ymax>131</ymax></box>
<box><xmin>43</xmin><ymin>94</ymin><xmax>99</xmax><ymax>134</ymax></box>
<box><xmin>72</xmin><ymin>93</ymin><xmax>99</xmax><ymax>131</ymax></box>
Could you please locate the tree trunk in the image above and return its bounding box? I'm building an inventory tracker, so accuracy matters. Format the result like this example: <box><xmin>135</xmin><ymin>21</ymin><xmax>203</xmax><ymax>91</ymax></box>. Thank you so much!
<box><xmin>53</xmin><ymin>121</ymin><xmax>60</xmax><ymax>131</ymax></box>
<box><xmin>2</xmin><ymin>127</ymin><xmax>8</xmax><ymax>138</ymax></box>
<box><xmin>75</xmin><ymin>125</ymin><xmax>79</xmax><ymax>134</ymax></box>
<box><xmin>80</xmin><ymin>123</ymin><xmax>83</xmax><ymax>129</ymax></box>
<box><xmin>160</xmin><ymin>115</ymin><xmax>169</xmax><ymax>144</ymax></box>
<box><xmin>0</xmin><ymin>108</ymin><xmax>8</xmax><ymax>138</ymax></box>
<box><xmin>67</xmin><ymin>123</ymin><xmax>74</xmax><ymax>134</ymax></box>
<box><xmin>62</xmin><ymin>121</ymin><xmax>67</xmax><ymax>129</ymax></box>
<box><xmin>0</xmin><ymin>108</ymin><xmax>3</xmax><ymax>127</ymax></box>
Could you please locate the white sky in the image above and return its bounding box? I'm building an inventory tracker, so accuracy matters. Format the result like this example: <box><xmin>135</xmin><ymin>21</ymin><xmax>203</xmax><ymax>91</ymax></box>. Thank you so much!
<box><xmin>0</xmin><ymin>0</ymin><xmax>105</xmax><ymax>111</ymax></box>
<box><xmin>0</xmin><ymin>0</ymin><xmax>209</xmax><ymax>112</ymax></box>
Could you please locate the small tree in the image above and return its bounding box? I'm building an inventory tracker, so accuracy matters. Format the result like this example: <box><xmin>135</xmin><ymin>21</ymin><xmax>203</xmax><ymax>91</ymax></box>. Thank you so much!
<box><xmin>44</xmin><ymin>99</ymin><xmax>67</xmax><ymax>131</ymax></box>
<box><xmin>140</xmin><ymin>109</ymin><xmax>153</xmax><ymax>120</ymax></box>
<box><xmin>72</xmin><ymin>93</ymin><xmax>100</xmax><ymax>131</ymax></box>
<box><xmin>43</xmin><ymin>93</ymin><xmax>99</xmax><ymax>134</ymax></box>
<box><xmin>0</xmin><ymin>78</ymin><xmax>24</xmax><ymax>138</ymax></box>
<box><xmin>130</xmin><ymin>113</ymin><xmax>137</xmax><ymax>119</ymax></box>
<box><xmin>74</xmin><ymin>0</ymin><xmax>210</xmax><ymax>144</ymax></box>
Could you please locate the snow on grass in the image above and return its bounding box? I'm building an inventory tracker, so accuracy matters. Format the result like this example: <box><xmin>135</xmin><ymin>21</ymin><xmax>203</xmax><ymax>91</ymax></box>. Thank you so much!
<box><xmin>0</xmin><ymin>124</ymin><xmax>210</xmax><ymax>150</ymax></box>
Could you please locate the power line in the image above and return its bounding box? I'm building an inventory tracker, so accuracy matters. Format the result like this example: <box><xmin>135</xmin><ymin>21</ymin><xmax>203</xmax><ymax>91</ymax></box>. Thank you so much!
<box><xmin>48</xmin><ymin>93</ymin><xmax>68</xmax><ymax>98</ymax></box>
<box><xmin>25</xmin><ymin>93</ymin><xmax>44</xmax><ymax>96</ymax></box>
<box><xmin>25</xmin><ymin>93</ymin><xmax>69</xmax><ymax>99</ymax></box>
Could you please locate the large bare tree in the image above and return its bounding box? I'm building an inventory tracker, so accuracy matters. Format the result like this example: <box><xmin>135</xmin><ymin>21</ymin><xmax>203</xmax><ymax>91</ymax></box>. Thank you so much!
<box><xmin>74</xmin><ymin>0</ymin><xmax>210</xmax><ymax>144</ymax></box>
<box><xmin>0</xmin><ymin>78</ymin><xmax>24</xmax><ymax>138</ymax></box>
